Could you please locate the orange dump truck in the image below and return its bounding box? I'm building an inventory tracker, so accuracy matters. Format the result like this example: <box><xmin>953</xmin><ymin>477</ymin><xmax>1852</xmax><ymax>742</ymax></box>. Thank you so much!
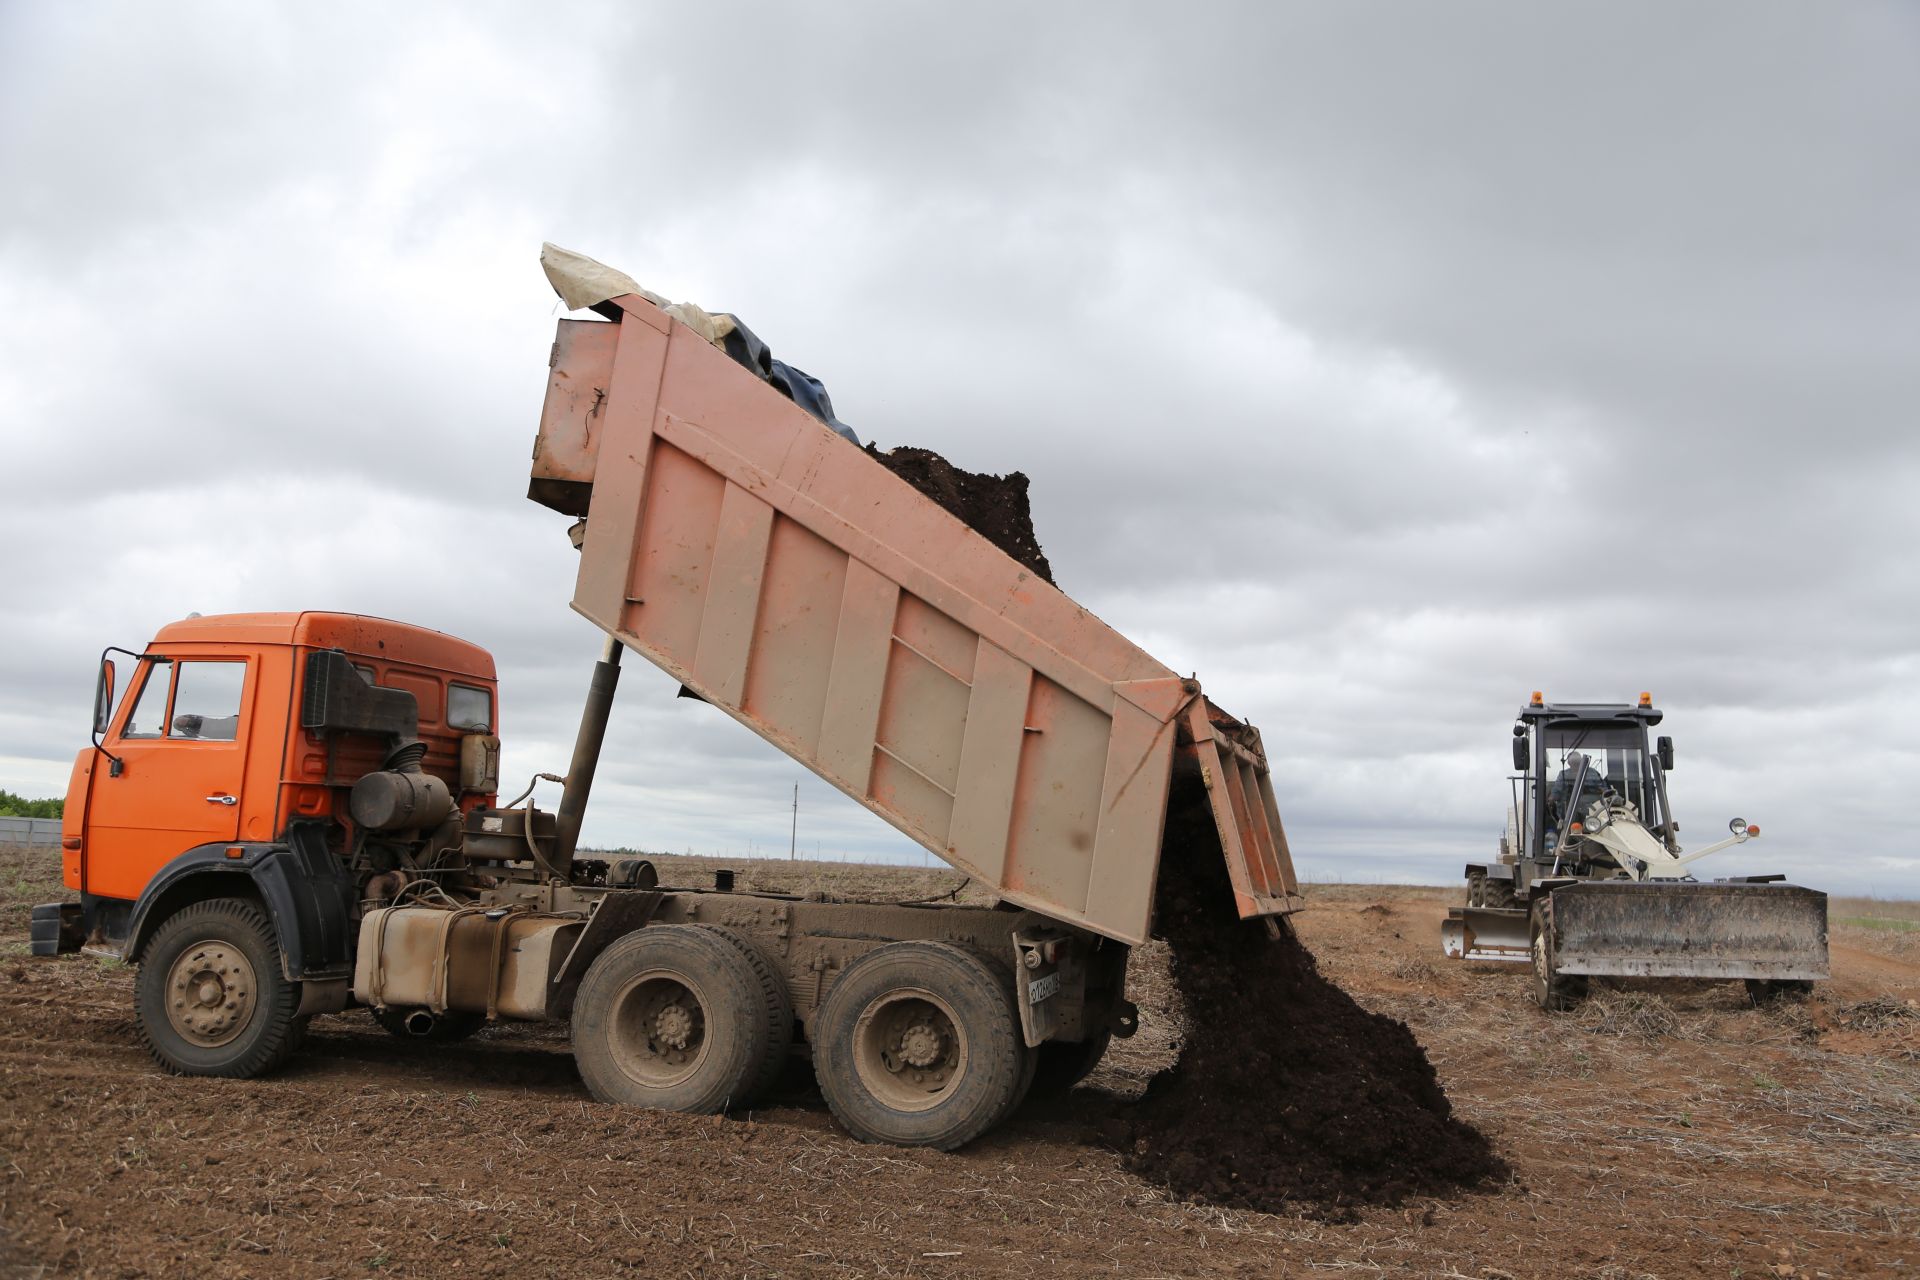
<box><xmin>34</xmin><ymin>251</ymin><xmax>1300</xmax><ymax>1149</ymax></box>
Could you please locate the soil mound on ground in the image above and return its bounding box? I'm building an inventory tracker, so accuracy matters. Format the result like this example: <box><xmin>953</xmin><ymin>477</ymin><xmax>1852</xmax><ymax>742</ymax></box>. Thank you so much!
<box><xmin>1113</xmin><ymin>787</ymin><xmax>1507</xmax><ymax>1215</ymax></box>
<box><xmin>866</xmin><ymin>444</ymin><xmax>1055</xmax><ymax>585</ymax></box>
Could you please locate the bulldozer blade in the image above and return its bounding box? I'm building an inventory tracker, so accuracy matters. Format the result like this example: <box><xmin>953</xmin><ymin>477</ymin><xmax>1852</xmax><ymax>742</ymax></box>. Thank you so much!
<box><xmin>1442</xmin><ymin>907</ymin><xmax>1531</xmax><ymax>963</ymax></box>
<box><xmin>1549</xmin><ymin>881</ymin><xmax>1828</xmax><ymax>980</ymax></box>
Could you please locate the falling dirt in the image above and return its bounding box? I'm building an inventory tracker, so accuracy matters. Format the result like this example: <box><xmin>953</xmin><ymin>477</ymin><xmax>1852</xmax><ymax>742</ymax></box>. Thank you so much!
<box><xmin>1111</xmin><ymin>786</ymin><xmax>1508</xmax><ymax>1215</ymax></box>
<box><xmin>866</xmin><ymin>444</ymin><xmax>1055</xmax><ymax>585</ymax></box>
<box><xmin>865</xmin><ymin>445</ymin><xmax>1496</xmax><ymax>1213</ymax></box>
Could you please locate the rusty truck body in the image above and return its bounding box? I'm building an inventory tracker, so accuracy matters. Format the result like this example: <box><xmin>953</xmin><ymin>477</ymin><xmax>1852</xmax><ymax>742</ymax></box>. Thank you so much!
<box><xmin>34</xmin><ymin>258</ymin><xmax>1300</xmax><ymax>1149</ymax></box>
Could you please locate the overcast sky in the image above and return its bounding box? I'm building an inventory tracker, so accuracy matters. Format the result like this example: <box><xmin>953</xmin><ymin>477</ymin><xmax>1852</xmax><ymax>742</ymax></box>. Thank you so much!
<box><xmin>2</xmin><ymin>3</ymin><xmax>1916</xmax><ymax>896</ymax></box>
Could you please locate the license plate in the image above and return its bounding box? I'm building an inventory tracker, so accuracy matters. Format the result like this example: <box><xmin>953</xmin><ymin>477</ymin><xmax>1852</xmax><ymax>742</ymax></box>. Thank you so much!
<box><xmin>1028</xmin><ymin>972</ymin><xmax>1060</xmax><ymax>1003</ymax></box>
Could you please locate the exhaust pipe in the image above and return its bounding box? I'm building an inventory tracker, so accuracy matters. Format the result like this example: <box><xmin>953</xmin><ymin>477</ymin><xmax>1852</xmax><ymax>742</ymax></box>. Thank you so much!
<box><xmin>551</xmin><ymin>636</ymin><xmax>623</xmax><ymax>870</ymax></box>
<box><xmin>403</xmin><ymin>1010</ymin><xmax>438</xmax><ymax>1037</ymax></box>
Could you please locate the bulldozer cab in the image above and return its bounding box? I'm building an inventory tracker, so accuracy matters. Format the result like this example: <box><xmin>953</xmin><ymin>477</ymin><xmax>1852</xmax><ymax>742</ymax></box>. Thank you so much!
<box><xmin>1513</xmin><ymin>700</ymin><xmax>1670</xmax><ymax>869</ymax></box>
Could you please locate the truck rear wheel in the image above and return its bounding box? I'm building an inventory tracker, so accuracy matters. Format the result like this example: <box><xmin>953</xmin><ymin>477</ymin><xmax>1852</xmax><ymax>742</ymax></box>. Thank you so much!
<box><xmin>134</xmin><ymin>897</ymin><xmax>305</xmax><ymax>1078</ymax></box>
<box><xmin>1529</xmin><ymin>902</ymin><xmax>1586</xmax><ymax>1012</ymax></box>
<box><xmin>1027</xmin><ymin>1028</ymin><xmax>1112</xmax><ymax>1098</ymax></box>
<box><xmin>571</xmin><ymin>925</ymin><xmax>788</xmax><ymax>1114</ymax></box>
<box><xmin>812</xmin><ymin>941</ymin><xmax>1025</xmax><ymax>1150</ymax></box>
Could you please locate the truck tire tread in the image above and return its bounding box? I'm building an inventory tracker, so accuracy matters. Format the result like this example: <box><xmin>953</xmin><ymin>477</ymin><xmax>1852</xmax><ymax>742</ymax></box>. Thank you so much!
<box><xmin>703</xmin><ymin>925</ymin><xmax>793</xmax><ymax>1107</ymax></box>
<box><xmin>812</xmin><ymin>940</ymin><xmax>1024</xmax><ymax>1151</ymax></box>
<box><xmin>571</xmin><ymin>924</ymin><xmax>774</xmax><ymax>1115</ymax></box>
<box><xmin>1027</xmin><ymin>1028</ymin><xmax>1112</xmax><ymax>1098</ymax></box>
<box><xmin>133</xmin><ymin>897</ymin><xmax>304</xmax><ymax>1079</ymax></box>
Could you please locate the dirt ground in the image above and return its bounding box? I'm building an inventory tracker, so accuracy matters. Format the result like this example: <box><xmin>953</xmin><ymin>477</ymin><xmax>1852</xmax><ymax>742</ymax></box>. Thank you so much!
<box><xmin>3</xmin><ymin>845</ymin><xmax>1916</xmax><ymax>1279</ymax></box>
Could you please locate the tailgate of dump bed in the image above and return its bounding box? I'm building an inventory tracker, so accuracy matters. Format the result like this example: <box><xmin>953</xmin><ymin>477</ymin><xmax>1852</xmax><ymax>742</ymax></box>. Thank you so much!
<box><xmin>1178</xmin><ymin>699</ymin><xmax>1304</xmax><ymax>920</ymax></box>
<box><xmin>533</xmin><ymin>291</ymin><xmax>1302</xmax><ymax>944</ymax></box>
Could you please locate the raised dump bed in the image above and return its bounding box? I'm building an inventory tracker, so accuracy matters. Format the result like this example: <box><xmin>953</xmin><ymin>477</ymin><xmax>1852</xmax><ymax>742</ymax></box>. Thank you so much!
<box><xmin>529</xmin><ymin>281</ymin><xmax>1300</xmax><ymax>945</ymax></box>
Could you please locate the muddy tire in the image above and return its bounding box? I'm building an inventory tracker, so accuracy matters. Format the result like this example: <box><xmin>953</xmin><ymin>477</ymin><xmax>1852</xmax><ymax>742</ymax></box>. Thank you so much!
<box><xmin>373</xmin><ymin>1007</ymin><xmax>488</xmax><ymax>1042</ymax></box>
<box><xmin>134</xmin><ymin>897</ymin><xmax>304</xmax><ymax>1078</ymax></box>
<box><xmin>1000</xmin><ymin>1040</ymin><xmax>1039</xmax><ymax>1122</ymax></box>
<box><xmin>1467</xmin><ymin>873</ymin><xmax>1487</xmax><ymax>908</ymax></box>
<box><xmin>1528</xmin><ymin>902</ymin><xmax>1586</xmax><ymax>1012</ymax></box>
<box><xmin>571</xmin><ymin>925</ymin><xmax>785</xmax><ymax>1114</ymax></box>
<box><xmin>1745</xmin><ymin>978</ymin><xmax>1814</xmax><ymax>1004</ymax></box>
<box><xmin>1027</xmin><ymin>1029</ymin><xmax>1112</xmax><ymax>1098</ymax></box>
<box><xmin>812</xmin><ymin>941</ymin><xmax>1025</xmax><ymax>1150</ymax></box>
<box><xmin>705</xmin><ymin>926</ymin><xmax>793</xmax><ymax>1106</ymax></box>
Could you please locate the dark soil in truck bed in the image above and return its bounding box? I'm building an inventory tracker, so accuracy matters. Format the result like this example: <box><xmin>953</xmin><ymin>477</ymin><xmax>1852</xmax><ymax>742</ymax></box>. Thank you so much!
<box><xmin>866</xmin><ymin>444</ymin><xmax>1055</xmax><ymax>585</ymax></box>
<box><xmin>1110</xmin><ymin>786</ymin><xmax>1509</xmax><ymax>1215</ymax></box>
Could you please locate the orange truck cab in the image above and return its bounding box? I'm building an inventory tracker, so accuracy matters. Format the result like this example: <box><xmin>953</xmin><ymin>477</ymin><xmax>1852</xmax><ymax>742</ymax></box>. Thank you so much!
<box><xmin>37</xmin><ymin>612</ymin><xmax>500</xmax><ymax>1009</ymax></box>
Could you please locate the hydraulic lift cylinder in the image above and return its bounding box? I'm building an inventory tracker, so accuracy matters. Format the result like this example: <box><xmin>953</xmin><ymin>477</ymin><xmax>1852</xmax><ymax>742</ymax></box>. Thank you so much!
<box><xmin>552</xmin><ymin>636</ymin><xmax>623</xmax><ymax>869</ymax></box>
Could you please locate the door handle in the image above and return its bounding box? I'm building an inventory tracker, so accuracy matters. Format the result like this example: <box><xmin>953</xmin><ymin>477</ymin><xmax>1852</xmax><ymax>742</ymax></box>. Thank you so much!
<box><xmin>205</xmin><ymin>794</ymin><xmax>237</xmax><ymax>806</ymax></box>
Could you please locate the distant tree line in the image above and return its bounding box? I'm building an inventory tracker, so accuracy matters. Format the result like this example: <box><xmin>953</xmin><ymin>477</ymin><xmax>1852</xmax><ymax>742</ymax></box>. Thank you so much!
<box><xmin>0</xmin><ymin>790</ymin><xmax>63</xmax><ymax>819</ymax></box>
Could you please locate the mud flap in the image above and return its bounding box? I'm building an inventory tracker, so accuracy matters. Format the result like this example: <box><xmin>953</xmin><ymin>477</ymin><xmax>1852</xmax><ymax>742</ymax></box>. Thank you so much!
<box><xmin>547</xmin><ymin>890</ymin><xmax>663</xmax><ymax>1018</ymax></box>
<box><xmin>1012</xmin><ymin>927</ymin><xmax>1084</xmax><ymax>1049</ymax></box>
<box><xmin>1548</xmin><ymin>882</ymin><xmax>1829</xmax><ymax>980</ymax></box>
<box><xmin>1442</xmin><ymin>906</ymin><xmax>1530</xmax><ymax>962</ymax></box>
<box><xmin>30</xmin><ymin>902</ymin><xmax>84</xmax><ymax>957</ymax></box>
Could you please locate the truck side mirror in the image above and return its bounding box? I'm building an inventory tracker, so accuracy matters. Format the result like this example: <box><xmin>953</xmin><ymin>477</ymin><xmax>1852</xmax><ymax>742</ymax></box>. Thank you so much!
<box><xmin>1657</xmin><ymin>736</ymin><xmax>1674</xmax><ymax>772</ymax></box>
<box><xmin>93</xmin><ymin>659</ymin><xmax>116</xmax><ymax>736</ymax></box>
<box><xmin>1511</xmin><ymin>737</ymin><xmax>1528</xmax><ymax>773</ymax></box>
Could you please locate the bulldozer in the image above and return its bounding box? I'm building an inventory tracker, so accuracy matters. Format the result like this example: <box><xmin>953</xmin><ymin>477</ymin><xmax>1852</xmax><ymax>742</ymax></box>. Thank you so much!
<box><xmin>1441</xmin><ymin>693</ymin><xmax>1827</xmax><ymax>1009</ymax></box>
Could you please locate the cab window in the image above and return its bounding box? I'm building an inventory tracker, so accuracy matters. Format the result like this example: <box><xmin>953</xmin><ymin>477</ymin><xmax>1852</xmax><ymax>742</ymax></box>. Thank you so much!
<box><xmin>170</xmin><ymin>662</ymin><xmax>246</xmax><ymax>740</ymax></box>
<box><xmin>123</xmin><ymin>660</ymin><xmax>176</xmax><ymax>738</ymax></box>
<box><xmin>121</xmin><ymin>660</ymin><xmax>245</xmax><ymax>741</ymax></box>
<box><xmin>449</xmin><ymin>683</ymin><xmax>492</xmax><ymax>732</ymax></box>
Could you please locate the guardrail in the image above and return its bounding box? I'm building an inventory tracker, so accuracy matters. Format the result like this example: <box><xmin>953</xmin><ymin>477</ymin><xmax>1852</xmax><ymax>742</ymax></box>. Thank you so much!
<box><xmin>0</xmin><ymin>816</ymin><xmax>62</xmax><ymax>847</ymax></box>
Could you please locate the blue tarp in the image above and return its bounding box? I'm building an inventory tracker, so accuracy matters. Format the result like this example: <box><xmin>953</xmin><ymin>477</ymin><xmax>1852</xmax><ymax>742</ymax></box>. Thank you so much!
<box><xmin>721</xmin><ymin>318</ymin><xmax>860</xmax><ymax>446</ymax></box>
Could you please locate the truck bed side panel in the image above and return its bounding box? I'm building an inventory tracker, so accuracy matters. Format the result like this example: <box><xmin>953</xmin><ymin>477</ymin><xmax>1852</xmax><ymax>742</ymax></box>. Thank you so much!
<box><xmin>542</xmin><ymin>299</ymin><xmax>1293</xmax><ymax>943</ymax></box>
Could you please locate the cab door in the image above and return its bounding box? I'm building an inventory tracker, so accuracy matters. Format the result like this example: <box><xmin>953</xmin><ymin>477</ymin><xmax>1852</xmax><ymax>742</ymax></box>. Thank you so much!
<box><xmin>85</xmin><ymin>656</ymin><xmax>255</xmax><ymax>902</ymax></box>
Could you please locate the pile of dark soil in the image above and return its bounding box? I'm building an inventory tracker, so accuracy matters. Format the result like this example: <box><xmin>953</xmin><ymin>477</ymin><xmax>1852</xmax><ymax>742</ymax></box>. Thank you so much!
<box><xmin>866</xmin><ymin>444</ymin><xmax>1055</xmax><ymax>585</ymax></box>
<box><xmin>1111</xmin><ymin>785</ymin><xmax>1508</xmax><ymax>1215</ymax></box>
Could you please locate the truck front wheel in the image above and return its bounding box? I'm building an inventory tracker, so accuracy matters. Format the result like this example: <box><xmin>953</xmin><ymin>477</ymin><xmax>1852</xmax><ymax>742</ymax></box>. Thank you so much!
<box><xmin>134</xmin><ymin>897</ymin><xmax>305</xmax><ymax>1078</ymax></box>
<box><xmin>812</xmin><ymin>941</ymin><xmax>1025</xmax><ymax>1150</ymax></box>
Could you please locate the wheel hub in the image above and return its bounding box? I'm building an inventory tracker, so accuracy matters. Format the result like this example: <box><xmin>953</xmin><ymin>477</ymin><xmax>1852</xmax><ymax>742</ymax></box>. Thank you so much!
<box><xmin>166</xmin><ymin>942</ymin><xmax>255</xmax><ymax>1047</ymax></box>
<box><xmin>855</xmin><ymin>990</ymin><xmax>966</xmax><ymax>1111</ymax></box>
<box><xmin>898</xmin><ymin>1022</ymin><xmax>946</xmax><ymax>1069</ymax></box>
<box><xmin>653</xmin><ymin>1001</ymin><xmax>695</xmax><ymax>1051</ymax></box>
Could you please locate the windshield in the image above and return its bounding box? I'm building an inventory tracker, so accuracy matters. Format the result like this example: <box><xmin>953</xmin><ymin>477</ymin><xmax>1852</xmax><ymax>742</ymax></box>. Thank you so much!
<box><xmin>1542</xmin><ymin>723</ymin><xmax>1654</xmax><ymax>829</ymax></box>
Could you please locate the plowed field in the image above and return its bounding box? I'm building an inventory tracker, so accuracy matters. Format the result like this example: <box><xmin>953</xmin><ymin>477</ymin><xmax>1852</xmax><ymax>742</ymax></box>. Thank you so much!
<box><xmin>3</xmin><ymin>846</ymin><xmax>1915</xmax><ymax>1278</ymax></box>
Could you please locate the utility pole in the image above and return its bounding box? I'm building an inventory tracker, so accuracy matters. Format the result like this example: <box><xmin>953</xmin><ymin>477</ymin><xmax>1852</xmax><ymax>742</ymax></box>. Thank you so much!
<box><xmin>789</xmin><ymin>782</ymin><xmax>798</xmax><ymax>860</ymax></box>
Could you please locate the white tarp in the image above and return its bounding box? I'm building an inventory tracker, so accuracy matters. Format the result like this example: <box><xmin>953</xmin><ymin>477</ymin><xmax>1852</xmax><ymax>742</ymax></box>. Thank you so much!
<box><xmin>539</xmin><ymin>243</ymin><xmax>860</xmax><ymax>445</ymax></box>
<box><xmin>540</xmin><ymin>242</ymin><xmax>736</xmax><ymax>347</ymax></box>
